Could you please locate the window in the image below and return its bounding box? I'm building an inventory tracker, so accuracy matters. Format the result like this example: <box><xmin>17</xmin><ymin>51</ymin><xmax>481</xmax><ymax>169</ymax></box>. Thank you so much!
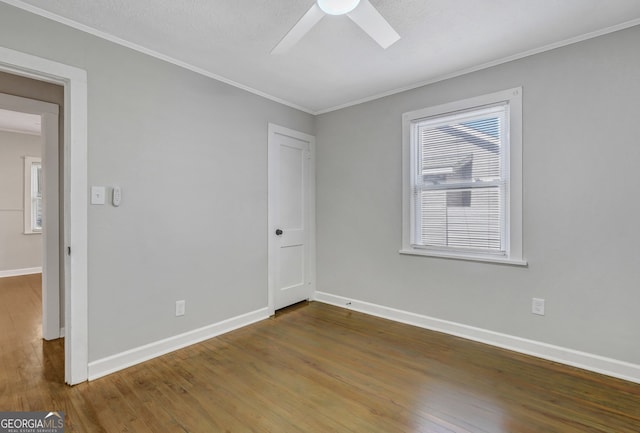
<box><xmin>24</xmin><ymin>156</ymin><xmax>42</xmax><ymax>234</ymax></box>
<box><xmin>401</xmin><ymin>88</ymin><xmax>525</xmax><ymax>265</ymax></box>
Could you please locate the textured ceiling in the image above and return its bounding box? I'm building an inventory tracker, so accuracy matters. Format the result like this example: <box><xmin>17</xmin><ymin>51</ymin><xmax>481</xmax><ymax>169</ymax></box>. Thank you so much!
<box><xmin>5</xmin><ymin>0</ymin><xmax>640</xmax><ymax>113</ymax></box>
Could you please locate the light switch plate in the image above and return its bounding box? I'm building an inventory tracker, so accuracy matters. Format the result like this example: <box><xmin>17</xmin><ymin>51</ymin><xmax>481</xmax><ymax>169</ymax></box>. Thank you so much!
<box><xmin>91</xmin><ymin>186</ymin><xmax>106</xmax><ymax>205</ymax></box>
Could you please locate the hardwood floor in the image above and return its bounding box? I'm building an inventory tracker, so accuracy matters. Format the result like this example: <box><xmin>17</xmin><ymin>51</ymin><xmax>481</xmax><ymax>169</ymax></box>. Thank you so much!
<box><xmin>1</xmin><ymin>275</ymin><xmax>639</xmax><ymax>432</ymax></box>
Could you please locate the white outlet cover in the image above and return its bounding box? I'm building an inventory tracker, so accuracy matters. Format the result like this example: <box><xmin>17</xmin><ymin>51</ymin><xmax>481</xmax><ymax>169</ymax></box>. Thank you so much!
<box><xmin>532</xmin><ymin>298</ymin><xmax>545</xmax><ymax>316</ymax></box>
<box><xmin>175</xmin><ymin>300</ymin><xmax>186</xmax><ymax>316</ymax></box>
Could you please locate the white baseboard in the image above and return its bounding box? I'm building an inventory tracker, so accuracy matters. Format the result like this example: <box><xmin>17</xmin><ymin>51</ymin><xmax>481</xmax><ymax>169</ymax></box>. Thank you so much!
<box><xmin>315</xmin><ymin>291</ymin><xmax>640</xmax><ymax>385</ymax></box>
<box><xmin>88</xmin><ymin>307</ymin><xmax>270</xmax><ymax>380</ymax></box>
<box><xmin>0</xmin><ymin>267</ymin><xmax>42</xmax><ymax>278</ymax></box>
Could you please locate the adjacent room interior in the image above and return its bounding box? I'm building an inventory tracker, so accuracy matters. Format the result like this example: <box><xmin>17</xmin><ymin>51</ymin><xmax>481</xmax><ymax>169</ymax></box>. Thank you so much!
<box><xmin>1</xmin><ymin>0</ymin><xmax>639</xmax><ymax>431</ymax></box>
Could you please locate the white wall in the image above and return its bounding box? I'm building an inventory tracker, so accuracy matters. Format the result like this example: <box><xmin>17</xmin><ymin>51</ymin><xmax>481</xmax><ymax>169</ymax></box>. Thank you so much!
<box><xmin>0</xmin><ymin>3</ymin><xmax>314</xmax><ymax>362</ymax></box>
<box><xmin>0</xmin><ymin>130</ymin><xmax>42</xmax><ymax>272</ymax></box>
<box><xmin>316</xmin><ymin>25</ymin><xmax>640</xmax><ymax>367</ymax></box>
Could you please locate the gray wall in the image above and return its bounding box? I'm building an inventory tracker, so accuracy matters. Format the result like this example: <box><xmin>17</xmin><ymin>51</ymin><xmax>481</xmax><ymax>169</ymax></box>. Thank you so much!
<box><xmin>2</xmin><ymin>1</ymin><xmax>637</xmax><ymax>369</ymax></box>
<box><xmin>316</xmin><ymin>25</ymin><xmax>640</xmax><ymax>366</ymax></box>
<box><xmin>0</xmin><ymin>131</ymin><xmax>42</xmax><ymax>271</ymax></box>
<box><xmin>0</xmin><ymin>3</ymin><xmax>314</xmax><ymax>361</ymax></box>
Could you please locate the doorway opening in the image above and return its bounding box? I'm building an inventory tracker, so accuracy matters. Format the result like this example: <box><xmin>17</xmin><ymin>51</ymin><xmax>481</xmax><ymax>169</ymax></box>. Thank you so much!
<box><xmin>0</xmin><ymin>47</ymin><xmax>88</xmax><ymax>385</ymax></box>
<box><xmin>0</xmin><ymin>92</ymin><xmax>62</xmax><ymax>384</ymax></box>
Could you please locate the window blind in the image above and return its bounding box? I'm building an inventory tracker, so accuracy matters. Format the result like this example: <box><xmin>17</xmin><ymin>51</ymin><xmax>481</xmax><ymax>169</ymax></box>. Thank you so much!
<box><xmin>412</xmin><ymin>103</ymin><xmax>508</xmax><ymax>255</ymax></box>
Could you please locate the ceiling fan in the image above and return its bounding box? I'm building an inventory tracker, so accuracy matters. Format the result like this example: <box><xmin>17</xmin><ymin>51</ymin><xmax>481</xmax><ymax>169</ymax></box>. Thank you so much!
<box><xmin>272</xmin><ymin>0</ymin><xmax>400</xmax><ymax>54</ymax></box>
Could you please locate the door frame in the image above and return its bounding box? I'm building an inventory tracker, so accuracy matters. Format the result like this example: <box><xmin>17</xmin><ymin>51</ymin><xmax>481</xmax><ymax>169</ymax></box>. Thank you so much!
<box><xmin>0</xmin><ymin>46</ymin><xmax>88</xmax><ymax>385</ymax></box>
<box><xmin>267</xmin><ymin>123</ymin><xmax>316</xmax><ymax>315</ymax></box>
<box><xmin>0</xmin><ymin>93</ymin><xmax>60</xmax><ymax>341</ymax></box>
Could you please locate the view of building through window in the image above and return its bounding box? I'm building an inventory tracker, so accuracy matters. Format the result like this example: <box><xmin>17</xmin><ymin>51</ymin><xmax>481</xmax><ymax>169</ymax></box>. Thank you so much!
<box><xmin>413</xmin><ymin>105</ymin><xmax>507</xmax><ymax>253</ymax></box>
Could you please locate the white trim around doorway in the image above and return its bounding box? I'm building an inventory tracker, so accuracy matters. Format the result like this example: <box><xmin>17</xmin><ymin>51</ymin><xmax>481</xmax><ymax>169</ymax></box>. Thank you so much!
<box><xmin>0</xmin><ymin>46</ymin><xmax>88</xmax><ymax>385</ymax></box>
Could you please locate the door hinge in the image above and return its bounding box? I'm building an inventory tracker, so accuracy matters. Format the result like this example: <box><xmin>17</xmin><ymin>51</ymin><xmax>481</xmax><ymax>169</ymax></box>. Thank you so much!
<box><xmin>67</xmin><ymin>246</ymin><xmax>71</xmax><ymax>256</ymax></box>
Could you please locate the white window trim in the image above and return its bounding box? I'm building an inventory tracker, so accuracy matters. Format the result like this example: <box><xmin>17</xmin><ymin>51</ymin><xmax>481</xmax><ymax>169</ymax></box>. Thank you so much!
<box><xmin>24</xmin><ymin>155</ymin><xmax>42</xmax><ymax>235</ymax></box>
<box><xmin>401</xmin><ymin>87</ymin><xmax>526</xmax><ymax>266</ymax></box>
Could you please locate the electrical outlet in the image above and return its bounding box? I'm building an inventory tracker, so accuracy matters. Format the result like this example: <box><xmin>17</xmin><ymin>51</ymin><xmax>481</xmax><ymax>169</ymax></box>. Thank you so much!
<box><xmin>532</xmin><ymin>298</ymin><xmax>545</xmax><ymax>316</ymax></box>
<box><xmin>175</xmin><ymin>300</ymin><xmax>185</xmax><ymax>316</ymax></box>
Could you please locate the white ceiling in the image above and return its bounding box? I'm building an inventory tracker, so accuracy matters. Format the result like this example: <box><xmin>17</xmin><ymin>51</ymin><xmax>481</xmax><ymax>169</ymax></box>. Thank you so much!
<box><xmin>6</xmin><ymin>0</ymin><xmax>640</xmax><ymax>113</ymax></box>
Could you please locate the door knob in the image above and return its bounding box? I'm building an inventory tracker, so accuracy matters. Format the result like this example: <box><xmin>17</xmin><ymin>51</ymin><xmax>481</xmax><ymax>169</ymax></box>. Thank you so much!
<box><xmin>275</xmin><ymin>229</ymin><xmax>283</xmax><ymax>236</ymax></box>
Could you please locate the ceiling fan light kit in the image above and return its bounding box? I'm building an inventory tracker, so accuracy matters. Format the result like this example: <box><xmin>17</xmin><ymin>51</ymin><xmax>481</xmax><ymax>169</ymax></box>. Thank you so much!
<box><xmin>317</xmin><ymin>0</ymin><xmax>361</xmax><ymax>15</ymax></box>
<box><xmin>271</xmin><ymin>0</ymin><xmax>400</xmax><ymax>54</ymax></box>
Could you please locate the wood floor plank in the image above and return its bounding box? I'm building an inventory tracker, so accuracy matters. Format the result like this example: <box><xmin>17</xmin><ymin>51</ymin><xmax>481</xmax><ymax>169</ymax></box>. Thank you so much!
<box><xmin>1</xmin><ymin>276</ymin><xmax>639</xmax><ymax>432</ymax></box>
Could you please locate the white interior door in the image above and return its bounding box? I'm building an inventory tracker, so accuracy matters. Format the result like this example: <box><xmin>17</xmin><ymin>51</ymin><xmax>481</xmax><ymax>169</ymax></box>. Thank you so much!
<box><xmin>268</xmin><ymin>124</ymin><xmax>315</xmax><ymax>313</ymax></box>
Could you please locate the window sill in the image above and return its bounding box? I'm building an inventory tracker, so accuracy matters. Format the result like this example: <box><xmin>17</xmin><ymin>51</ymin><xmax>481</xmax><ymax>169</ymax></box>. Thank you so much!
<box><xmin>399</xmin><ymin>248</ymin><xmax>528</xmax><ymax>266</ymax></box>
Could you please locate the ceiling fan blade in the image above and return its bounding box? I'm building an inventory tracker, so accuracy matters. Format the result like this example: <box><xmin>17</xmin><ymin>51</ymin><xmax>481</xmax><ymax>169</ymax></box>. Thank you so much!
<box><xmin>271</xmin><ymin>4</ymin><xmax>326</xmax><ymax>54</ymax></box>
<box><xmin>347</xmin><ymin>0</ymin><xmax>400</xmax><ymax>49</ymax></box>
